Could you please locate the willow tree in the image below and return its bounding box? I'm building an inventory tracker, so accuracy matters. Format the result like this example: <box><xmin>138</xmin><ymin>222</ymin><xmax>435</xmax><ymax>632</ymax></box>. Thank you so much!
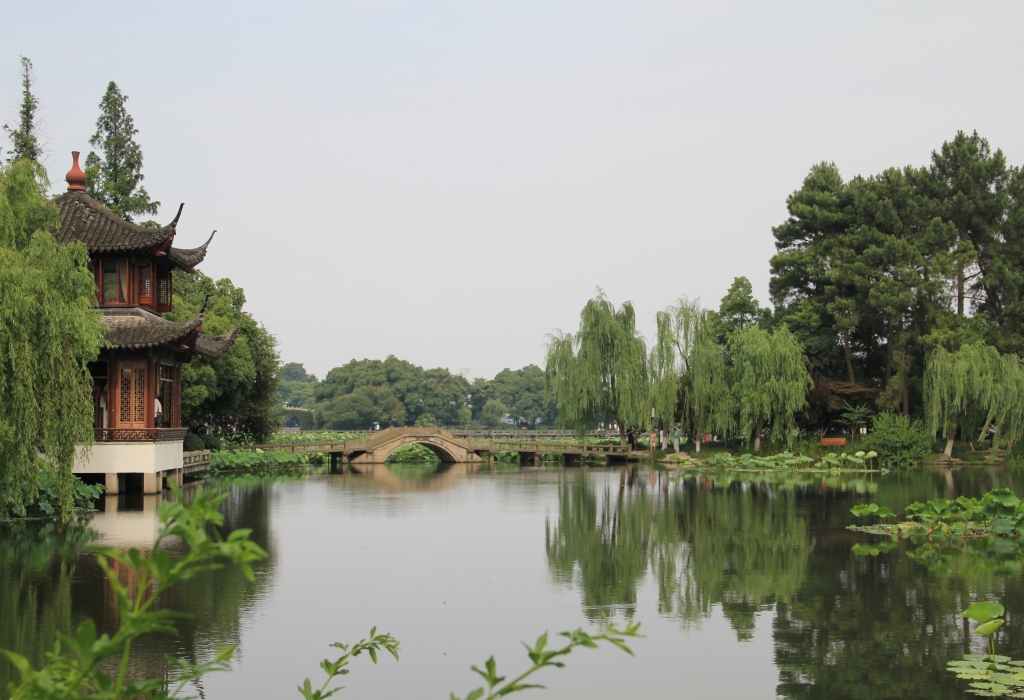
<box><xmin>729</xmin><ymin>326</ymin><xmax>811</xmax><ymax>451</ymax></box>
<box><xmin>989</xmin><ymin>353</ymin><xmax>1024</xmax><ymax>456</ymax></box>
<box><xmin>924</xmin><ymin>342</ymin><xmax>1003</xmax><ymax>457</ymax></box>
<box><xmin>545</xmin><ymin>290</ymin><xmax>648</xmax><ymax>444</ymax></box>
<box><xmin>651</xmin><ymin>298</ymin><xmax>732</xmax><ymax>452</ymax></box>
<box><xmin>0</xmin><ymin>161</ymin><xmax>104</xmax><ymax>520</ymax></box>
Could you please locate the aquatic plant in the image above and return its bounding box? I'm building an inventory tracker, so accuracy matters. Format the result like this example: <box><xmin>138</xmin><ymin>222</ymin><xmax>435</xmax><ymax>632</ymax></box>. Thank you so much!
<box><xmin>946</xmin><ymin>601</ymin><xmax>1024</xmax><ymax>698</ymax></box>
<box><xmin>698</xmin><ymin>450</ymin><xmax>876</xmax><ymax>472</ymax></box>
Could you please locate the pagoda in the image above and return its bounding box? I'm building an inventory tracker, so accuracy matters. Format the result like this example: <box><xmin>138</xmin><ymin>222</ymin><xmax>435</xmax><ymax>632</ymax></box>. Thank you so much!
<box><xmin>56</xmin><ymin>152</ymin><xmax>238</xmax><ymax>494</ymax></box>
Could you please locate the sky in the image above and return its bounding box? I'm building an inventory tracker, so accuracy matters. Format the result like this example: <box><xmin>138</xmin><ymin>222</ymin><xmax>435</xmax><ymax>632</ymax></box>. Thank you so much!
<box><xmin>4</xmin><ymin>2</ymin><xmax>1024</xmax><ymax>381</ymax></box>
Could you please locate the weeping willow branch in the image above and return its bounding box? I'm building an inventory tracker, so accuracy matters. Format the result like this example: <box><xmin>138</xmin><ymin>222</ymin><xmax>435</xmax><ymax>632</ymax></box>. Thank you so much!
<box><xmin>0</xmin><ymin>160</ymin><xmax>104</xmax><ymax>520</ymax></box>
<box><xmin>545</xmin><ymin>290</ymin><xmax>649</xmax><ymax>442</ymax></box>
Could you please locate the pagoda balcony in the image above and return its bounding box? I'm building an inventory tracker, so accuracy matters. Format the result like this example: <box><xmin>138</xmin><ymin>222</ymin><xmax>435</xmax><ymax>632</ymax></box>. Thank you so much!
<box><xmin>94</xmin><ymin>427</ymin><xmax>189</xmax><ymax>442</ymax></box>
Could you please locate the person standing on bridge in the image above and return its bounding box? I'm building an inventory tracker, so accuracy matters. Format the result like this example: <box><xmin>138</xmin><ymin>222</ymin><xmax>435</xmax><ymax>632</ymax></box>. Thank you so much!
<box><xmin>648</xmin><ymin>428</ymin><xmax>657</xmax><ymax>455</ymax></box>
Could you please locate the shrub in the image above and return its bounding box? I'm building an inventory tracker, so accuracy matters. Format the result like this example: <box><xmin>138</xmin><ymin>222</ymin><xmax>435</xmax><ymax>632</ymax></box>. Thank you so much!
<box><xmin>863</xmin><ymin>412</ymin><xmax>932</xmax><ymax>469</ymax></box>
<box><xmin>183</xmin><ymin>431</ymin><xmax>205</xmax><ymax>452</ymax></box>
<box><xmin>202</xmin><ymin>433</ymin><xmax>223</xmax><ymax>451</ymax></box>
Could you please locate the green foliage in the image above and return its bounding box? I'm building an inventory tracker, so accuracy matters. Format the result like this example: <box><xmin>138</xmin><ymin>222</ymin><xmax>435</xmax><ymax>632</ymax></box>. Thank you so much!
<box><xmin>315</xmin><ymin>355</ymin><xmax>469</xmax><ymax>429</ymax></box>
<box><xmin>700</xmin><ymin>450</ymin><xmax>875</xmax><ymax>472</ymax></box>
<box><xmin>449</xmin><ymin>622</ymin><xmax>640</xmax><ymax>700</ymax></box>
<box><xmin>209</xmin><ymin>449</ymin><xmax>311</xmax><ymax>471</ymax></box>
<box><xmin>83</xmin><ymin>81</ymin><xmax>159</xmax><ymax>223</ymax></box>
<box><xmin>651</xmin><ymin>297</ymin><xmax>733</xmax><ymax>452</ymax></box>
<box><xmin>18</xmin><ymin>462</ymin><xmax>104</xmax><ymax>519</ymax></box>
<box><xmin>490</xmin><ymin>365</ymin><xmax>557</xmax><ymax>427</ymax></box>
<box><xmin>481</xmin><ymin>399</ymin><xmax>507</xmax><ymax>429</ymax></box>
<box><xmin>170</xmin><ymin>269</ymin><xmax>281</xmax><ymax>442</ymax></box>
<box><xmin>267</xmin><ymin>431</ymin><xmax>361</xmax><ymax>443</ymax></box>
<box><xmin>297</xmin><ymin>628</ymin><xmax>400</xmax><ymax>700</ymax></box>
<box><xmin>728</xmin><ymin>326</ymin><xmax>811</xmax><ymax>450</ymax></box>
<box><xmin>863</xmin><ymin>412</ymin><xmax>931</xmax><ymax>469</ymax></box>
<box><xmin>183</xmin><ymin>432</ymin><xmax>204</xmax><ymax>452</ymax></box>
<box><xmin>386</xmin><ymin>444</ymin><xmax>439</xmax><ymax>463</ymax></box>
<box><xmin>946</xmin><ymin>601</ymin><xmax>1024</xmax><ymax>698</ymax></box>
<box><xmin>1</xmin><ymin>485</ymin><xmax>266</xmax><ymax>699</ymax></box>
<box><xmin>0</xmin><ymin>160</ymin><xmax>105</xmax><ymax>521</ymax></box>
<box><xmin>545</xmin><ymin>290</ymin><xmax>648</xmax><ymax>439</ymax></box>
<box><xmin>3</xmin><ymin>58</ymin><xmax>42</xmax><ymax>164</ymax></box>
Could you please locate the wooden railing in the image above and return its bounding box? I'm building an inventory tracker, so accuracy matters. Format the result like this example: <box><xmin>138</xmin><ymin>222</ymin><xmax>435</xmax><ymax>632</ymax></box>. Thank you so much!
<box><xmin>94</xmin><ymin>428</ymin><xmax>189</xmax><ymax>442</ymax></box>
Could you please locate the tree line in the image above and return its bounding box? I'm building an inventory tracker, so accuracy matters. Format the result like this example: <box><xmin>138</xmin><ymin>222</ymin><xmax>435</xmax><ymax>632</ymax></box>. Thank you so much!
<box><xmin>279</xmin><ymin>358</ymin><xmax>557</xmax><ymax>430</ymax></box>
<box><xmin>548</xmin><ymin>130</ymin><xmax>1024</xmax><ymax>455</ymax></box>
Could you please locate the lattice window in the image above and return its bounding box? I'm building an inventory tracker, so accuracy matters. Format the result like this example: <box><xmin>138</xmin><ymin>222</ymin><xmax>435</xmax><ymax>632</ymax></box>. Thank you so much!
<box><xmin>158</xmin><ymin>274</ymin><xmax>170</xmax><ymax>307</ymax></box>
<box><xmin>140</xmin><ymin>267</ymin><xmax>152</xmax><ymax>301</ymax></box>
<box><xmin>134</xmin><ymin>368</ymin><xmax>146</xmax><ymax>423</ymax></box>
<box><xmin>120</xmin><ymin>368</ymin><xmax>132</xmax><ymax>422</ymax></box>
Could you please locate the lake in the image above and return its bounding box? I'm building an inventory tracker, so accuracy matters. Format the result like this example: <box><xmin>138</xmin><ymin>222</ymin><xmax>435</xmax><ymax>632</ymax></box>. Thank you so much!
<box><xmin>3</xmin><ymin>464</ymin><xmax>1024</xmax><ymax>699</ymax></box>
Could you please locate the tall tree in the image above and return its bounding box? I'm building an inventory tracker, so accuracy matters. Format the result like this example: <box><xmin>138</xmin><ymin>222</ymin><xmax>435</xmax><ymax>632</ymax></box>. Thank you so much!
<box><xmin>925</xmin><ymin>130</ymin><xmax>1011</xmax><ymax>319</ymax></box>
<box><xmin>84</xmin><ymin>82</ymin><xmax>159</xmax><ymax>223</ymax></box>
<box><xmin>545</xmin><ymin>290</ymin><xmax>649</xmax><ymax>444</ymax></box>
<box><xmin>770</xmin><ymin>162</ymin><xmax>854</xmax><ymax>382</ymax></box>
<box><xmin>651</xmin><ymin>298</ymin><xmax>732</xmax><ymax>452</ymax></box>
<box><xmin>0</xmin><ymin>161</ymin><xmax>105</xmax><ymax>520</ymax></box>
<box><xmin>170</xmin><ymin>269</ymin><xmax>280</xmax><ymax>441</ymax></box>
<box><xmin>729</xmin><ymin>326</ymin><xmax>811</xmax><ymax>451</ymax></box>
<box><xmin>3</xmin><ymin>57</ymin><xmax>42</xmax><ymax>164</ymax></box>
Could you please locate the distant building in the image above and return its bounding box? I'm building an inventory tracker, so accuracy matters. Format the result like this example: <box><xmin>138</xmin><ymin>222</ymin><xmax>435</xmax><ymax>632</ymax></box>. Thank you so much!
<box><xmin>54</xmin><ymin>152</ymin><xmax>238</xmax><ymax>493</ymax></box>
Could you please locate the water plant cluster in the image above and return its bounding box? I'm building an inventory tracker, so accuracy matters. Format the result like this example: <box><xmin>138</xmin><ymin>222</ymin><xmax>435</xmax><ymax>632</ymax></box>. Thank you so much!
<box><xmin>947</xmin><ymin>601</ymin><xmax>1024</xmax><ymax>698</ymax></box>
<box><xmin>697</xmin><ymin>450</ymin><xmax>877</xmax><ymax>472</ymax></box>
<box><xmin>850</xmin><ymin>489</ymin><xmax>1024</xmax><ymax>575</ymax></box>
<box><xmin>209</xmin><ymin>449</ymin><xmax>311</xmax><ymax>472</ymax></box>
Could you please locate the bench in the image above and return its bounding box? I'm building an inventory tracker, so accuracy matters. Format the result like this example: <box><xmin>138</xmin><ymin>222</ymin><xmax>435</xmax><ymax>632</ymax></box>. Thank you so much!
<box><xmin>820</xmin><ymin>436</ymin><xmax>847</xmax><ymax>447</ymax></box>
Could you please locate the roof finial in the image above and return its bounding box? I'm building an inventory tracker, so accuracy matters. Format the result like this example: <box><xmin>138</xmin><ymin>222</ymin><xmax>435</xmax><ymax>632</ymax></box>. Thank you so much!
<box><xmin>66</xmin><ymin>151</ymin><xmax>86</xmax><ymax>191</ymax></box>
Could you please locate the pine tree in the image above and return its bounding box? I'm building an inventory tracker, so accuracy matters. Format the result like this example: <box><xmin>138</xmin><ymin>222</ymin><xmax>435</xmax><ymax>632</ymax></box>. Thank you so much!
<box><xmin>3</xmin><ymin>57</ymin><xmax>42</xmax><ymax>164</ymax></box>
<box><xmin>85</xmin><ymin>81</ymin><xmax>159</xmax><ymax>222</ymax></box>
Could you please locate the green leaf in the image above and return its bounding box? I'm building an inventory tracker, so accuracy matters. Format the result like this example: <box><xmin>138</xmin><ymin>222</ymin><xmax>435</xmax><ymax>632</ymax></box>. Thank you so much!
<box><xmin>962</xmin><ymin>601</ymin><xmax>1005</xmax><ymax>625</ymax></box>
<box><xmin>975</xmin><ymin>619</ymin><xmax>1006</xmax><ymax>637</ymax></box>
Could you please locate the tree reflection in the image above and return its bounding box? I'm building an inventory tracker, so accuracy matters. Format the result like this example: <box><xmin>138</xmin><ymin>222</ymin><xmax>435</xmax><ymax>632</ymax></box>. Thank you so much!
<box><xmin>545</xmin><ymin>469</ymin><xmax>814</xmax><ymax>640</ymax></box>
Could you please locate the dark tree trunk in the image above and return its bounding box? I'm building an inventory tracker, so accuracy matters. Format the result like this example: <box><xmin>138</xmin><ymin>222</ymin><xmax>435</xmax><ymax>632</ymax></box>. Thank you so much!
<box><xmin>753</xmin><ymin>415</ymin><xmax>765</xmax><ymax>452</ymax></box>
<box><xmin>843</xmin><ymin>329</ymin><xmax>856</xmax><ymax>384</ymax></box>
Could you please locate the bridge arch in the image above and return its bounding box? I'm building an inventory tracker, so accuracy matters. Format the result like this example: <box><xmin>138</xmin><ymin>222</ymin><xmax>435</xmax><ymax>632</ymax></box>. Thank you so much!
<box><xmin>344</xmin><ymin>427</ymin><xmax>484</xmax><ymax>466</ymax></box>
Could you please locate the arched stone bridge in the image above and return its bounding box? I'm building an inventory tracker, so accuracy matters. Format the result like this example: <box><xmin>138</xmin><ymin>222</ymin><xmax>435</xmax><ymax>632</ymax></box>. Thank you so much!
<box><xmin>229</xmin><ymin>426</ymin><xmax>640</xmax><ymax>468</ymax></box>
<box><xmin>343</xmin><ymin>427</ymin><xmax>484</xmax><ymax>466</ymax></box>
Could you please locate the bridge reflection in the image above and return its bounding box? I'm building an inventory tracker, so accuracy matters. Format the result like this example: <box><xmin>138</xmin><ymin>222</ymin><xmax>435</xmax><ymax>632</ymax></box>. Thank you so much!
<box><xmin>326</xmin><ymin>461</ymin><xmax>485</xmax><ymax>493</ymax></box>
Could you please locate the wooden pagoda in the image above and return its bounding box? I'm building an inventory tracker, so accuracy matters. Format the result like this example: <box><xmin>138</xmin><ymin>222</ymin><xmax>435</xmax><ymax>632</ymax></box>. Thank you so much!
<box><xmin>57</xmin><ymin>152</ymin><xmax>238</xmax><ymax>493</ymax></box>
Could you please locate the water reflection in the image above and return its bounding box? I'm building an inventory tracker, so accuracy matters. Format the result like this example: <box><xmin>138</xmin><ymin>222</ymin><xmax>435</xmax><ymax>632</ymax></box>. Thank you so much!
<box><xmin>5</xmin><ymin>466</ymin><xmax>1024</xmax><ymax>699</ymax></box>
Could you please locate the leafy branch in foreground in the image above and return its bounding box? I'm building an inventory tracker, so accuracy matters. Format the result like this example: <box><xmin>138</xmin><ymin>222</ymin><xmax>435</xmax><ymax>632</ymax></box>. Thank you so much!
<box><xmin>2</xmin><ymin>484</ymin><xmax>266</xmax><ymax>699</ymax></box>
<box><xmin>298</xmin><ymin>628</ymin><xmax>400</xmax><ymax>700</ymax></box>
<box><xmin>450</xmin><ymin>622</ymin><xmax>642</xmax><ymax>700</ymax></box>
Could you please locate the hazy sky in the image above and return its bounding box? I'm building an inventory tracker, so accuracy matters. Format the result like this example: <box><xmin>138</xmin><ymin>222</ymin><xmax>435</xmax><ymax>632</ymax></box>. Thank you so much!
<box><xmin>4</xmin><ymin>2</ymin><xmax>1023</xmax><ymax>380</ymax></box>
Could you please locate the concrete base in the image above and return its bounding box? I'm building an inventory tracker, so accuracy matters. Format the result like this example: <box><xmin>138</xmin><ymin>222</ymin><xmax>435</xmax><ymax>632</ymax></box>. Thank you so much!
<box><xmin>76</xmin><ymin>441</ymin><xmax>184</xmax><ymax>495</ymax></box>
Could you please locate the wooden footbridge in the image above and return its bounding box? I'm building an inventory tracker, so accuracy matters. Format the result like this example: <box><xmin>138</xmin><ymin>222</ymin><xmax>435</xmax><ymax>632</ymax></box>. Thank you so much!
<box><xmin>228</xmin><ymin>426</ymin><xmax>640</xmax><ymax>468</ymax></box>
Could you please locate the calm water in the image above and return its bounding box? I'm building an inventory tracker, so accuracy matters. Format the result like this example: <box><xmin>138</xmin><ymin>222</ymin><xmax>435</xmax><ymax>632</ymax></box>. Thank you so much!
<box><xmin>4</xmin><ymin>464</ymin><xmax>1024</xmax><ymax>699</ymax></box>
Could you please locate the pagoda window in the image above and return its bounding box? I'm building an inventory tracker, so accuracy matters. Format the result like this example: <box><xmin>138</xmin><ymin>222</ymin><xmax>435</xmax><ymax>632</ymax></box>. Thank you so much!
<box><xmin>156</xmin><ymin>269</ymin><xmax>172</xmax><ymax>312</ymax></box>
<box><xmin>139</xmin><ymin>265</ymin><xmax>154</xmax><ymax>306</ymax></box>
<box><xmin>101</xmin><ymin>259</ymin><xmax>130</xmax><ymax>305</ymax></box>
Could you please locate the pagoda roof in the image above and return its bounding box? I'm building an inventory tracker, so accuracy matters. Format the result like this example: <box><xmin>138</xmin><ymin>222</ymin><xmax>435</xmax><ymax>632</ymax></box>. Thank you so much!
<box><xmin>167</xmin><ymin>231</ymin><xmax>215</xmax><ymax>272</ymax></box>
<box><xmin>55</xmin><ymin>191</ymin><xmax>178</xmax><ymax>253</ymax></box>
<box><xmin>100</xmin><ymin>307</ymin><xmax>240</xmax><ymax>359</ymax></box>
<box><xmin>102</xmin><ymin>307</ymin><xmax>202</xmax><ymax>350</ymax></box>
<box><xmin>195</xmin><ymin>322</ymin><xmax>241</xmax><ymax>360</ymax></box>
